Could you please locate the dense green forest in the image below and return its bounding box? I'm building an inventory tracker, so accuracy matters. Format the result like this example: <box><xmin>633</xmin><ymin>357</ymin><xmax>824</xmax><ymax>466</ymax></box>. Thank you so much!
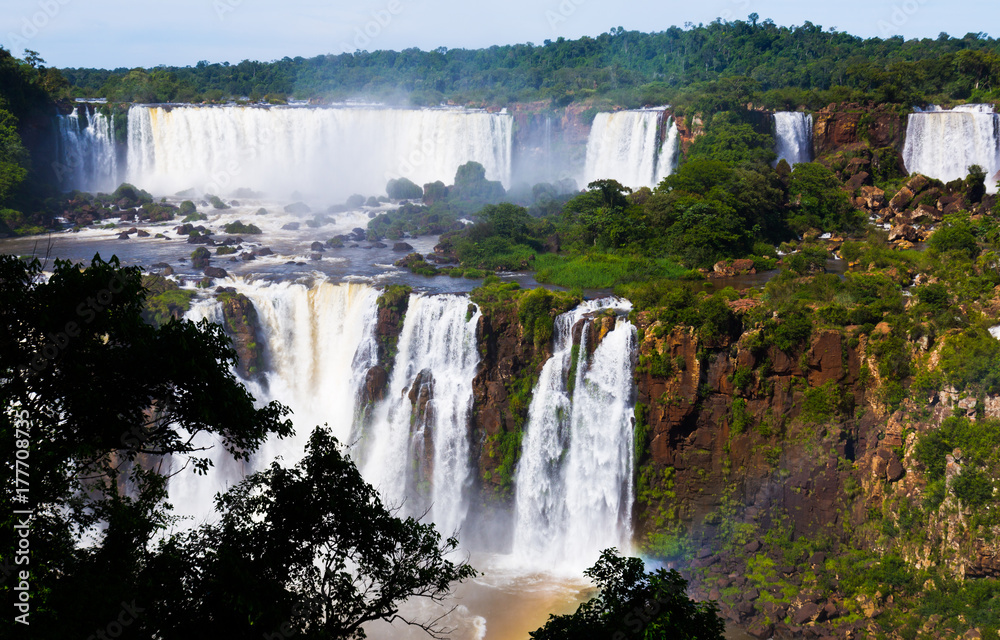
<box><xmin>0</xmin><ymin>48</ymin><xmax>68</xmax><ymax>236</ymax></box>
<box><xmin>60</xmin><ymin>18</ymin><xmax>1000</xmax><ymax>108</ymax></box>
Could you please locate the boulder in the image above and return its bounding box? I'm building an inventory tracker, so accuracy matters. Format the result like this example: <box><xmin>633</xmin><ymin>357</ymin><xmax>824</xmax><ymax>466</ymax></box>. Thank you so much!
<box><xmin>283</xmin><ymin>201</ymin><xmax>311</xmax><ymax>214</ymax></box>
<box><xmin>912</xmin><ymin>203</ymin><xmax>939</xmax><ymax>224</ymax></box>
<box><xmin>393</xmin><ymin>242</ymin><xmax>414</xmax><ymax>252</ymax></box>
<box><xmin>845</xmin><ymin>171</ymin><xmax>871</xmax><ymax>190</ymax></box>
<box><xmin>905</xmin><ymin>174</ymin><xmax>930</xmax><ymax>194</ymax></box>
<box><xmin>888</xmin><ymin>224</ymin><xmax>918</xmax><ymax>242</ymax></box>
<box><xmin>889</xmin><ymin>186</ymin><xmax>914</xmax><ymax>212</ymax></box>
<box><xmin>792</xmin><ymin>602</ymin><xmax>821</xmax><ymax>625</ymax></box>
<box><xmin>886</xmin><ymin>453</ymin><xmax>905</xmax><ymax>482</ymax></box>
<box><xmin>310</xmin><ymin>241</ymin><xmax>325</xmax><ymax>252</ymax></box>
<box><xmin>281</xmin><ymin>222</ymin><xmax>301</xmax><ymax>231</ymax></box>
<box><xmin>203</xmin><ymin>266</ymin><xmax>228</xmax><ymax>279</ymax></box>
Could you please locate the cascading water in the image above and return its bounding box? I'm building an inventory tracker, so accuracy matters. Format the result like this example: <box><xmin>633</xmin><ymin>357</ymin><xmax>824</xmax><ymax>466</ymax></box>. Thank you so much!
<box><xmin>54</xmin><ymin>106</ymin><xmax>118</xmax><ymax>192</ymax></box>
<box><xmin>236</xmin><ymin>279</ymin><xmax>381</xmax><ymax>455</ymax></box>
<box><xmin>511</xmin><ymin>299</ymin><xmax>637</xmax><ymax>571</ymax></box>
<box><xmin>654</xmin><ymin>118</ymin><xmax>681</xmax><ymax>186</ymax></box>
<box><xmin>165</xmin><ymin>280</ymin><xmax>381</xmax><ymax>526</ymax></box>
<box><xmin>360</xmin><ymin>294</ymin><xmax>481</xmax><ymax>537</ymax></box>
<box><xmin>169</xmin><ymin>280</ymin><xmax>639</xmax><ymax>588</ymax></box>
<box><xmin>125</xmin><ymin>105</ymin><xmax>513</xmax><ymax>198</ymax></box>
<box><xmin>773</xmin><ymin>111</ymin><xmax>813</xmax><ymax>166</ymax></box>
<box><xmin>903</xmin><ymin>104</ymin><xmax>1000</xmax><ymax>193</ymax></box>
<box><xmin>583</xmin><ymin>110</ymin><xmax>679</xmax><ymax>189</ymax></box>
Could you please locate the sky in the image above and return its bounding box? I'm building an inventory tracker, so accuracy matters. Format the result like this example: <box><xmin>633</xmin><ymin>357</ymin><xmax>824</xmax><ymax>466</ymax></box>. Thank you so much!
<box><xmin>1</xmin><ymin>0</ymin><xmax>997</xmax><ymax>69</ymax></box>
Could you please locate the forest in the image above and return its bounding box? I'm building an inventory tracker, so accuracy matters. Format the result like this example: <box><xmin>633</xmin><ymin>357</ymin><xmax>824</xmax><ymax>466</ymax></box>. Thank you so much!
<box><xmin>56</xmin><ymin>18</ymin><xmax>1000</xmax><ymax>108</ymax></box>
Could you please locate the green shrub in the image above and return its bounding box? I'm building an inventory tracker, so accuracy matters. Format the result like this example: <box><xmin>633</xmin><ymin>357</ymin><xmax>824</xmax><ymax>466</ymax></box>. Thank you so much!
<box><xmin>801</xmin><ymin>381</ymin><xmax>851</xmax><ymax>423</ymax></box>
<box><xmin>938</xmin><ymin>328</ymin><xmax>1000</xmax><ymax>393</ymax></box>
<box><xmin>772</xmin><ymin>306</ymin><xmax>813</xmax><ymax>352</ymax></box>
<box><xmin>928</xmin><ymin>218</ymin><xmax>979</xmax><ymax>258</ymax></box>
<box><xmin>206</xmin><ymin>194</ymin><xmax>229</xmax><ymax>209</ymax></box>
<box><xmin>223</xmin><ymin>220</ymin><xmax>262</xmax><ymax>235</ymax></box>
<box><xmin>730</xmin><ymin>398</ymin><xmax>751</xmax><ymax>434</ymax></box>
<box><xmin>535</xmin><ymin>252</ymin><xmax>685</xmax><ymax>290</ymax></box>
<box><xmin>190</xmin><ymin>247</ymin><xmax>211</xmax><ymax>269</ymax></box>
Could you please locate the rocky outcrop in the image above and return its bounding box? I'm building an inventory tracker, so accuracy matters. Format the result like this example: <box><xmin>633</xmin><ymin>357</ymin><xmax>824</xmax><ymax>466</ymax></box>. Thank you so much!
<box><xmin>357</xmin><ymin>286</ymin><xmax>410</xmax><ymax>408</ymax></box>
<box><xmin>218</xmin><ymin>292</ymin><xmax>264</xmax><ymax>380</ymax></box>
<box><xmin>813</xmin><ymin>103</ymin><xmax>907</xmax><ymax>156</ymax></box>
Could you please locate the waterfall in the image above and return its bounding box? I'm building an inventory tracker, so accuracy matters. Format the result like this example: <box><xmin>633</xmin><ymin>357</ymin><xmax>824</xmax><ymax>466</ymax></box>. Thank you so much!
<box><xmin>166</xmin><ymin>280</ymin><xmax>380</xmax><ymax>526</ymax></box>
<box><xmin>234</xmin><ymin>280</ymin><xmax>381</xmax><ymax>455</ymax></box>
<box><xmin>583</xmin><ymin>110</ymin><xmax>678</xmax><ymax>189</ymax></box>
<box><xmin>359</xmin><ymin>294</ymin><xmax>481</xmax><ymax>537</ymax></box>
<box><xmin>654</xmin><ymin>118</ymin><xmax>680</xmax><ymax>186</ymax></box>
<box><xmin>903</xmin><ymin>104</ymin><xmax>1000</xmax><ymax>194</ymax></box>
<box><xmin>125</xmin><ymin>105</ymin><xmax>513</xmax><ymax>198</ymax></box>
<box><xmin>511</xmin><ymin>299</ymin><xmax>637</xmax><ymax>571</ymax></box>
<box><xmin>167</xmin><ymin>281</ymin><xmax>639</xmax><ymax>564</ymax></box>
<box><xmin>773</xmin><ymin>112</ymin><xmax>813</xmax><ymax>166</ymax></box>
<box><xmin>54</xmin><ymin>106</ymin><xmax>118</xmax><ymax>192</ymax></box>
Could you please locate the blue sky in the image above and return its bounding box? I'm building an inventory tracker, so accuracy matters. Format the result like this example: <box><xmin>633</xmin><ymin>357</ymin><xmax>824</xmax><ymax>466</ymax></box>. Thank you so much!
<box><xmin>1</xmin><ymin>0</ymin><xmax>997</xmax><ymax>69</ymax></box>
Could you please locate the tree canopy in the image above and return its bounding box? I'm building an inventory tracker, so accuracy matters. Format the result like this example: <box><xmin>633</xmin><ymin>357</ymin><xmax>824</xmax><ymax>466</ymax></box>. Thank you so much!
<box><xmin>530</xmin><ymin>549</ymin><xmax>725</xmax><ymax>640</ymax></box>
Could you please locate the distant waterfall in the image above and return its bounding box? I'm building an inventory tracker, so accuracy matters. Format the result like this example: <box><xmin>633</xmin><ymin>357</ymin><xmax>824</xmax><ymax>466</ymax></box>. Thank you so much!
<box><xmin>512</xmin><ymin>299</ymin><xmax>637</xmax><ymax>571</ymax></box>
<box><xmin>54</xmin><ymin>106</ymin><xmax>118</xmax><ymax>192</ymax></box>
<box><xmin>773</xmin><ymin>111</ymin><xmax>813</xmax><ymax>166</ymax></box>
<box><xmin>583</xmin><ymin>110</ymin><xmax>679</xmax><ymax>189</ymax></box>
<box><xmin>360</xmin><ymin>294</ymin><xmax>481</xmax><ymax>536</ymax></box>
<box><xmin>903</xmin><ymin>104</ymin><xmax>1000</xmax><ymax>193</ymax></box>
<box><xmin>125</xmin><ymin>105</ymin><xmax>513</xmax><ymax>199</ymax></box>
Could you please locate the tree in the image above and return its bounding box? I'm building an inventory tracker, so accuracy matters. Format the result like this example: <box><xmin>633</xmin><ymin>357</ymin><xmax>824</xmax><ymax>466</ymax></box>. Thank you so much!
<box><xmin>787</xmin><ymin>162</ymin><xmax>861</xmax><ymax>233</ymax></box>
<box><xmin>386</xmin><ymin>176</ymin><xmax>424</xmax><ymax>200</ymax></box>
<box><xmin>481</xmin><ymin>202</ymin><xmax>531</xmax><ymax>243</ymax></box>
<box><xmin>451</xmin><ymin>161</ymin><xmax>505</xmax><ymax>205</ymax></box>
<box><xmin>0</xmin><ymin>107</ymin><xmax>28</xmax><ymax>205</ymax></box>
<box><xmin>149</xmin><ymin>427</ymin><xmax>476</xmax><ymax>639</ymax></box>
<box><xmin>530</xmin><ymin>549</ymin><xmax>725</xmax><ymax>640</ymax></box>
<box><xmin>1</xmin><ymin>254</ymin><xmax>474</xmax><ymax>638</ymax></box>
<box><xmin>965</xmin><ymin>164</ymin><xmax>987</xmax><ymax>204</ymax></box>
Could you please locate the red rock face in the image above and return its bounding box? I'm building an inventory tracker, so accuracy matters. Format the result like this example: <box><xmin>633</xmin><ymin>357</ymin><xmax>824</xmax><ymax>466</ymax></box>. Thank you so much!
<box><xmin>812</xmin><ymin>103</ymin><xmax>907</xmax><ymax>156</ymax></box>
<box><xmin>632</xmin><ymin>315</ymin><xmax>868</xmax><ymax>546</ymax></box>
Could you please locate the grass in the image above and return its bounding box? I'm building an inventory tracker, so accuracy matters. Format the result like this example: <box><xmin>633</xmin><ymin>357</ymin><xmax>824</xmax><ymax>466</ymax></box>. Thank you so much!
<box><xmin>533</xmin><ymin>252</ymin><xmax>687</xmax><ymax>289</ymax></box>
